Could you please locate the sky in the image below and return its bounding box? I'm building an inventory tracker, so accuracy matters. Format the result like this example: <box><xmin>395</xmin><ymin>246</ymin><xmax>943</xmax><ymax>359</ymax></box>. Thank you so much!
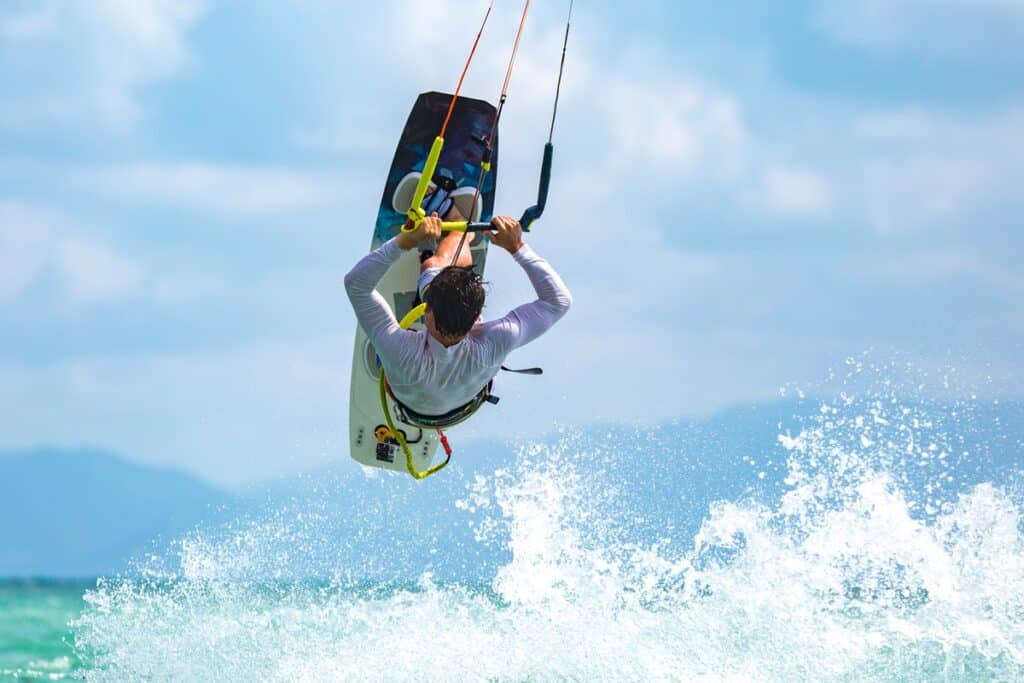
<box><xmin>1</xmin><ymin>0</ymin><xmax>1022</xmax><ymax>487</ymax></box>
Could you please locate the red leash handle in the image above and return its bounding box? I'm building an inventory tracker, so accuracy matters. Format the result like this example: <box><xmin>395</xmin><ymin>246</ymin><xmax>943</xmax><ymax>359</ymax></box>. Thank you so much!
<box><xmin>436</xmin><ymin>429</ymin><xmax>453</xmax><ymax>457</ymax></box>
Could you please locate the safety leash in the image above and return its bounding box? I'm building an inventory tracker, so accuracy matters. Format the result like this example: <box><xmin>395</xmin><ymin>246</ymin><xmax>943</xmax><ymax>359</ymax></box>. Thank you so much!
<box><xmin>379</xmin><ymin>303</ymin><xmax>454</xmax><ymax>479</ymax></box>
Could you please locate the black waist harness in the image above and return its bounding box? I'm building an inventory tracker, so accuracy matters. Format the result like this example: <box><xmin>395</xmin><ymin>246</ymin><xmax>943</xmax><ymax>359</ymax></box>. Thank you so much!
<box><xmin>385</xmin><ymin>380</ymin><xmax>499</xmax><ymax>429</ymax></box>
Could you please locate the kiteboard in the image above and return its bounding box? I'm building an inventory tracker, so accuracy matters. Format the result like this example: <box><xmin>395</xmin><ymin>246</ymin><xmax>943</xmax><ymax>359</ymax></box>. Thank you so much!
<box><xmin>348</xmin><ymin>92</ymin><xmax>498</xmax><ymax>473</ymax></box>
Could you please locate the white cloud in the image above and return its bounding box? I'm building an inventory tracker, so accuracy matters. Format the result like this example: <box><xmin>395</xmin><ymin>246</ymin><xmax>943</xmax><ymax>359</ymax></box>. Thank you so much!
<box><xmin>55</xmin><ymin>238</ymin><xmax>144</xmax><ymax>304</ymax></box>
<box><xmin>0</xmin><ymin>4</ymin><xmax>57</xmax><ymax>38</ymax></box>
<box><xmin>848</xmin><ymin>107</ymin><xmax>1024</xmax><ymax>234</ymax></box>
<box><xmin>746</xmin><ymin>165</ymin><xmax>833</xmax><ymax>218</ymax></box>
<box><xmin>843</xmin><ymin>246</ymin><xmax>1024</xmax><ymax>295</ymax></box>
<box><xmin>817</xmin><ymin>0</ymin><xmax>1024</xmax><ymax>60</ymax></box>
<box><xmin>0</xmin><ymin>336</ymin><xmax>350</xmax><ymax>485</ymax></box>
<box><xmin>858</xmin><ymin>157</ymin><xmax>989</xmax><ymax>234</ymax></box>
<box><xmin>0</xmin><ymin>0</ymin><xmax>205</xmax><ymax>130</ymax></box>
<box><xmin>0</xmin><ymin>200</ymin><xmax>143</xmax><ymax>306</ymax></box>
<box><xmin>600</xmin><ymin>79</ymin><xmax>748</xmax><ymax>177</ymax></box>
<box><xmin>527</xmin><ymin>18</ymin><xmax>1021</xmax><ymax>238</ymax></box>
<box><xmin>78</xmin><ymin>163</ymin><xmax>353</xmax><ymax>215</ymax></box>
<box><xmin>287</xmin><ymin>0</ymin><xmax>593</xmax><ymax>160</ymax></box>
<box><xmin>0</xmin><ymin>202</ymin><xmax>54</xmax><ymax>302</ymax></box>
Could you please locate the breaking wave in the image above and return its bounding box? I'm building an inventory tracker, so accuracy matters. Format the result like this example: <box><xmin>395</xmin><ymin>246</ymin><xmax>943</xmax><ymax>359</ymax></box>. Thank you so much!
<box><xmin>74</xmin><ymin>360</ymin><xmax>1024</xmax><ymax>681</ymax></box>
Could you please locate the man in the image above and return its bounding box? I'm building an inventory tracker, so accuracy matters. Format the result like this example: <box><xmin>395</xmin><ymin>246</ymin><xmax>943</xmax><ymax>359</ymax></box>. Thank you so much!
<box><xmin>344</xmin><ymin>207</ymin><xmax>572</xmax><ymax>420</ymax></box>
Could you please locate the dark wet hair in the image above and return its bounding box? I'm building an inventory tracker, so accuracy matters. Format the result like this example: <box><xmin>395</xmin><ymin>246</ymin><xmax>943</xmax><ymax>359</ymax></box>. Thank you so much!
<box><xmin>425</xmin><ymin>265</ymin><xmax>486</xmax><ymax>338</ymax></box>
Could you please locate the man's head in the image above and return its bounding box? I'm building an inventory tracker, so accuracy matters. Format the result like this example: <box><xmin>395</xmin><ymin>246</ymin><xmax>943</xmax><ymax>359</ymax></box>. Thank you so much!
<box><xmin>424</xmin><ymin>265</ymin><xmax>485</xmax><ymax>341</ymax></box>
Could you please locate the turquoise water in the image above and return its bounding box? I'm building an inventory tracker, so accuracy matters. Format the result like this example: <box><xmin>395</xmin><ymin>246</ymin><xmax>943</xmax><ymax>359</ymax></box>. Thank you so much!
<box><xmin>4</xmin><ymin>366</ymin><xmax>1024</xmax><ymax>680</ymax></box>
<box><xmin>0</xmin><ymin>581</ymin><xmax>88</xmax><ymax>681</ymax></box>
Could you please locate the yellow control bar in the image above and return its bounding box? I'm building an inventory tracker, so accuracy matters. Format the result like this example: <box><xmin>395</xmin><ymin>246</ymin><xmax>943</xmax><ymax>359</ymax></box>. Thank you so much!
<box><xmin>403</xmin><ymin>137</ymin><xmax>445</xmax><ymax>232</ymax></box>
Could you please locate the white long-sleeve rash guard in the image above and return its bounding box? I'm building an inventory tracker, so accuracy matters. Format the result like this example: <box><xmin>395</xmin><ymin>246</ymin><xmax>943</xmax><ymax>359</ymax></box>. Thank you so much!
<box><xmin>344</xmin><ymin>238</ymin><xmax>572</xmax><ymax>416</ymax></box>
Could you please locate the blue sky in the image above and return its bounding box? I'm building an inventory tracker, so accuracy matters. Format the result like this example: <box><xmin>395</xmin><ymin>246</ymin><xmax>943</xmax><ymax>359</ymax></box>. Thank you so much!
<box><xmin>1</xmin><ymin>0</ymin><xmax>1021</xmax><ymax>487</ymax></box>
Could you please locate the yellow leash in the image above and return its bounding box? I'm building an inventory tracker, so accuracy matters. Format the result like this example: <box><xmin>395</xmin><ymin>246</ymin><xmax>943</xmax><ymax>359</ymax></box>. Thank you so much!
<box><xmin>378</xmin><ymin>303</ymin><xmax>451</xmax><ymax>479</ymax></box>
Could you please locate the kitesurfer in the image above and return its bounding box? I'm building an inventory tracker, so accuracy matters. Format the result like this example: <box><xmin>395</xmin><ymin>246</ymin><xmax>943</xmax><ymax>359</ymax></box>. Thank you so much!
<box><xmin>344</xmin><ymin>207</ymin><xmax>571</xmax><ymax>420</ymax></box>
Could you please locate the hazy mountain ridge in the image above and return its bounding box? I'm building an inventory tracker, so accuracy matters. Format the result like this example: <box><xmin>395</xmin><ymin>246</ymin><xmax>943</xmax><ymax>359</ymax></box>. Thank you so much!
<box><xmin>0</xmin><ymin>447</ymin><xmax>231</xmax><ymax>578</ymax></box>
<box><xmin>3</xmin><ymin>398</ymin><xmax>1020</xmax><ymax>579</ymax></box>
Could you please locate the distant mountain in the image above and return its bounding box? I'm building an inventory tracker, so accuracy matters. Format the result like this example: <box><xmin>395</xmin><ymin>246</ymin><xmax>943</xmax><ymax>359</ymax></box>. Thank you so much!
<box><xmin>0</xmin><ymin>448</ymin><xmax>231</xmax><ymax>578</ymax></box>
<box><xmin>3</xmin><ymin>399</ymin><xmax>1019</xmax><ymax>580</ymax></box>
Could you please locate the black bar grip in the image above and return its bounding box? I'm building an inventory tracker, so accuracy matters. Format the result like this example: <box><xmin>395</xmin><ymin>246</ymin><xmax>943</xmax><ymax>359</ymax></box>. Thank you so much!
<box><xmin>465</xmin><ymin>221</ymin><xmax>493</xmax><ymax>232</ymax></box>
<box><xmin>518</xmin><ymin>142</ymin><xmax>553</xmax><ymax>231</ymax></box>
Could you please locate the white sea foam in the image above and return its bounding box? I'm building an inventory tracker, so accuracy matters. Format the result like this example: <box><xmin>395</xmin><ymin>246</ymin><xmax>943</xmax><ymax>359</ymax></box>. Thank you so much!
<box><xmin>74</xmin><ymin>369</ymin><xmax>1024</xmax><ymax>681</ymax></box>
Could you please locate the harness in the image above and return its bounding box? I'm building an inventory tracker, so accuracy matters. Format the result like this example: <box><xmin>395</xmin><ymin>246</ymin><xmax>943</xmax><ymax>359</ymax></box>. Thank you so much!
<box><xmin>377</xmin><ymin>303</ymin><xmax>470</xmax><ymax>479</ymax></box>
<box><xmin>385</xmin><ymin>379</ymin><xmax>498</xmax><ymax>430</ymax></box>
<box><xmin>379</xmin><ymin>303</ymin><xmax>544</xmax><ymax>479</ymax></box>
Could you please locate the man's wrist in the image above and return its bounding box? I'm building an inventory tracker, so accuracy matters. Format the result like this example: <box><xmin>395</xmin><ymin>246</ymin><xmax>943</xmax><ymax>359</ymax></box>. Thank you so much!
<box><xmin>396</xmin><ymin>232</ymin><xmax>418</xmax><ymax>250</ymax></box>
<box><xmin>506</xmin><ymin>240</ymin><xmax>525</xmax><ymax>254</ymax></box>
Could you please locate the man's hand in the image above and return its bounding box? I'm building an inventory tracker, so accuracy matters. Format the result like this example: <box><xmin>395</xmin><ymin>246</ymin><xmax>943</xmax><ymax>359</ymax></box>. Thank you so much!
<box><xmin>489</xmin><ymin>216</ymin><xmax>525</xmax><ymax>254</ymax></box>
<box><xmin>396</xmin><ymin>212</ymin><xmax>444</xmax><ymax>250</ymax></box>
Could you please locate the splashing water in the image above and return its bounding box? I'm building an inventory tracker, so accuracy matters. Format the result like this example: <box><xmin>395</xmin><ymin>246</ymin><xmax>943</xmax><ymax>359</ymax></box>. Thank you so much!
<box><xmin>73</xmin><ymin>367</ymin><xmax>1024</xmax><ymax>681</ymax></box>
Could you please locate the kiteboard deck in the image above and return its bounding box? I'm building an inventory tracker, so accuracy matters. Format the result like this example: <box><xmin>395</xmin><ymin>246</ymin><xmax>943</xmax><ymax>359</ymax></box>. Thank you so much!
<box><xmin>348</xmin><ymin>92</ymin><xmax>498</xmax><ymax>473</ymax></box>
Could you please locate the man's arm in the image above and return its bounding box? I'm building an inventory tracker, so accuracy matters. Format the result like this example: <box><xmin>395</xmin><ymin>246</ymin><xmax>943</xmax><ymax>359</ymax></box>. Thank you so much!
<box><xmin>343</xmin><ymin>238</ymin><xmax>408</xmax><ymax>363</ymax></box>
<box><xmin>343</xmin><ymin>216</ymin><xmax>444</xmax><ymax>365</ymax></box>
<box><xmin>483</xmin><ymin>217</ymin><xmax>572</xmax><ymax>354</ymax></box>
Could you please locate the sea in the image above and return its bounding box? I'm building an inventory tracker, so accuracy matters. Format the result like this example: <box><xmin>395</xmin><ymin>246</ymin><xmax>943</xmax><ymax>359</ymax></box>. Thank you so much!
<box><xmin>2</xmin><ymin>360</ymin><xmax>1022</xmax><ymax>681</ymax></box>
